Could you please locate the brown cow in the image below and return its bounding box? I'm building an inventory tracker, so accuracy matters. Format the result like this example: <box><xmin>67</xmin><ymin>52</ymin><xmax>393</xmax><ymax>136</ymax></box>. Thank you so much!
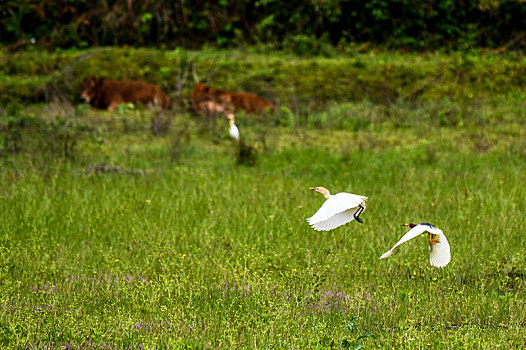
<box><xmin>194</xmin><ymin>99</ymin><xmax>235</xmax><ymax>119</ymax></box>
<box><xmin>190</xmin><ymin>82</ymin><xmax>275</xmax><ymax>114</ymax></box>
<box><xmin>79</xmin><ymin>77</ymin><xmax>171</xmax><ymax>111</ymax></box>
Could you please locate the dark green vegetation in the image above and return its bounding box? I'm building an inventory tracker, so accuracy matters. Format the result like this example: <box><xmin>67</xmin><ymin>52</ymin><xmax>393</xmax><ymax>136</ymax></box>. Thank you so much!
<box><xmin>1</xmin><ymin>48</ymin><xmax>525</xmax><ymax>348</ymax></box>
<box><xmin>1</xmin><ymin>0</ymin><xmax>526</xmax><ymax>50</ymax></box>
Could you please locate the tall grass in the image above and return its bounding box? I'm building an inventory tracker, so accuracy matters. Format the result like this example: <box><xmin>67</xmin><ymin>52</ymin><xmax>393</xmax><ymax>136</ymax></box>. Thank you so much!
<box><xmin>0</xmin><ymin>49</ymin><xmax>525</xmax><ymax>348</ymax></box>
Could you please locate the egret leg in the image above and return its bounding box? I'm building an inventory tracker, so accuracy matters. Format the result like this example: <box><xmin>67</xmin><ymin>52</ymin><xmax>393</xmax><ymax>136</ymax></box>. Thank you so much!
<box><xmin>354</xmin><ymin>205</ymin><xmax>365</xmax><ymax>224</ymax></box>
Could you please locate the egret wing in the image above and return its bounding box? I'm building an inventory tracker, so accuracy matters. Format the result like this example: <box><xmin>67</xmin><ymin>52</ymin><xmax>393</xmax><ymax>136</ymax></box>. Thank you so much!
<box><xmin>229</xmin><ymin>124</ymin><xmax>239</xmax><ymax>140</ymax></box>
<box><xmin>307</xmin><ymin>193</ymin><xmax>365</xmax><ymax>225</ymax></box>
<box><xmin>379</xmin><ymin>225</ymin><xmax>430</xmax><ymax>259</ymax></box>
<box><xmin>308</xmin><ymin>207</ymin><xmax>361</xmax><ymax>231</ymax></box>
<box><xmin>429</xmin><ymin>233</ymin><xmax>451</xmax><ymax>268</ymax></box>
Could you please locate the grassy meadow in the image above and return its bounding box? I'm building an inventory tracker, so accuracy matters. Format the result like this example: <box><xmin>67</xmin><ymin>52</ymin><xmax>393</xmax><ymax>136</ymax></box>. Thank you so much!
<box><xmin>1</xmin><ymin>48</ymin><xmax>525</xmax><ymax>348</ymax></box>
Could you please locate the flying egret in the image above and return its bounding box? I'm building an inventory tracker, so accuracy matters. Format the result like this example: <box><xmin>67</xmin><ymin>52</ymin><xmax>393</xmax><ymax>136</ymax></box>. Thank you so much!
<box><xmin>379</xmin><ymin>223</ymin><xmax>451</xmax><ymax>268</ymax></box>
<box><xmin>306</xmin><ymin>187</ymin><xmax>368</xmax><ymax>231</ymax></box>
<box><xmin>226</xmin><ymin>112</ymin><xmax>240</xmax><ymax>141</ymax></box>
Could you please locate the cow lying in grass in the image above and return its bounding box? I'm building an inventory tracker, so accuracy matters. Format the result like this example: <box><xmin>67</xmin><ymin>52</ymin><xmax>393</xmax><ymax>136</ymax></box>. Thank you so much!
<box><xmin>79</xmin><ymin>77</ymin><xmax>171</xmax><ymax>111</ymax></box>
<box><xmin>190</xmin><ymin>82</ymin><xmax>275</xmax><ymax>115</ymax></box>
<box><xmin>194</xmin><ymin>99</ymin><xmax>235</xmax><ymax>119</ymax></box>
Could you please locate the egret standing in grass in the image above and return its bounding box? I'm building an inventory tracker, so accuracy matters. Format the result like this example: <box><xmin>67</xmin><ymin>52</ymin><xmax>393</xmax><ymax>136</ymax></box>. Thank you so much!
<box><xmin>379</xmin><ymin>223</ymin><xmax>451</xmax><ymax>268</ymax></box>
<box><xmin>226</xmin><ymin>112</ymin><xmax>239</xmax><ymax>141</ymax></box>
<box><xmin>195</xmin><ymin>100</ymin><xmax>239</xmax><ymax>141</ymax></box>
<box><xmin>306</xmin><ymin>187</ymin><xmax>368</xmax><ymax>231</ymax></box>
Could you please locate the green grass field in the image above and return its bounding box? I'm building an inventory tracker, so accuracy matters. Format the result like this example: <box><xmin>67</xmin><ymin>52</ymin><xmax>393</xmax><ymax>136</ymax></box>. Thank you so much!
<box><xmin>1</xmin><ymin>48</ymin><xmax>525</xmax><ymax>349</ymax></box>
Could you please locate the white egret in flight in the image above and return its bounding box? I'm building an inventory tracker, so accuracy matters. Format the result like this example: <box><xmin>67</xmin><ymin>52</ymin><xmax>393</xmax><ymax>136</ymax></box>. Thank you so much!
<box><xmin>379</xmin><ymin>223</ymin><xmax>451</xmax><ymax>268</ymax></box>
<box><xmin>306</xmin><ymin>187</ymin><xmax>368</xmax><ymax>231</ymax></box>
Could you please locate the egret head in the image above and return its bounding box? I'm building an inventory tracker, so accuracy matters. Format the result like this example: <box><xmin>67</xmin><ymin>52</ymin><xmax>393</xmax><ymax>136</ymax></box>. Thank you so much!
<box><xmin>309</xmin><ymin>186</ymin><xmax>331</xmax><ymax>199</ymax></box>
<box><xmin>403</xmin><ymin>223</ymin><xmax>417</xmax><ymax>228</ymax></box>
<box><xmin>226</xmin><ymin>112</ymin><xmax>235</xmax><ymax>121</ymax></box>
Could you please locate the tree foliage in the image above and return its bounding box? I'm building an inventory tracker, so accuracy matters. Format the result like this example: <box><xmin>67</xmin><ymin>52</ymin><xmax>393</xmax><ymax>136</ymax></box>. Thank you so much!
<box><xmin>1</xmin><ymin>0</ymin><xmax>525</xmax><ymax>50</ymax></box>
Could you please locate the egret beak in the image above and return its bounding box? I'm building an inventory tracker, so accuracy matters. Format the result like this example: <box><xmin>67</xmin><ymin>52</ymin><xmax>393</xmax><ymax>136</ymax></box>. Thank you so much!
<box><xmin>402</xmin><ymin>223</ymin><xmax>410</xmax><ymax>227</ymax></box>
<box><xmin>309</xmin><ymin>187</ymin><xmax>318</xmax><ymax>191</ymax></box>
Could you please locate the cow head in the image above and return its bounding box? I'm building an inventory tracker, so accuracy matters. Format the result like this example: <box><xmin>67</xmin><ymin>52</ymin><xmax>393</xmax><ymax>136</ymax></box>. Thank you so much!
<box><xmin>79</xmin><ymin>77</ymin><xmax>103</xmax><ymax>103</ymax></box>
<box><xmin>191</xmin><ymin>82</ymin><xmax>210</xmax><ymax>99</ymax></box>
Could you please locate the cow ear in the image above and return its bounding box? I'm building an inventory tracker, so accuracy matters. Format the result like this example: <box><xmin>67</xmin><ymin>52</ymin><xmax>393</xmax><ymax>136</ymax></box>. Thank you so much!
<box><xmin>80</xmin><ymin>77</ymin><xmax>91</xmax><ymax>88</ymax></box>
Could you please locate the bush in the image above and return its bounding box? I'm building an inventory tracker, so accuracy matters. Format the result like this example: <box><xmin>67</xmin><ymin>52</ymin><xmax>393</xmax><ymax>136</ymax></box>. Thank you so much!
<box><xmin>0</xmin><ymin>104</ymin><xmax>32</xmax><ymax>153</ymax></box>
<box><xmin>1</xmin><ymin>0</ymin><xmax>525</xmax><ymax>50</ymax></box>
